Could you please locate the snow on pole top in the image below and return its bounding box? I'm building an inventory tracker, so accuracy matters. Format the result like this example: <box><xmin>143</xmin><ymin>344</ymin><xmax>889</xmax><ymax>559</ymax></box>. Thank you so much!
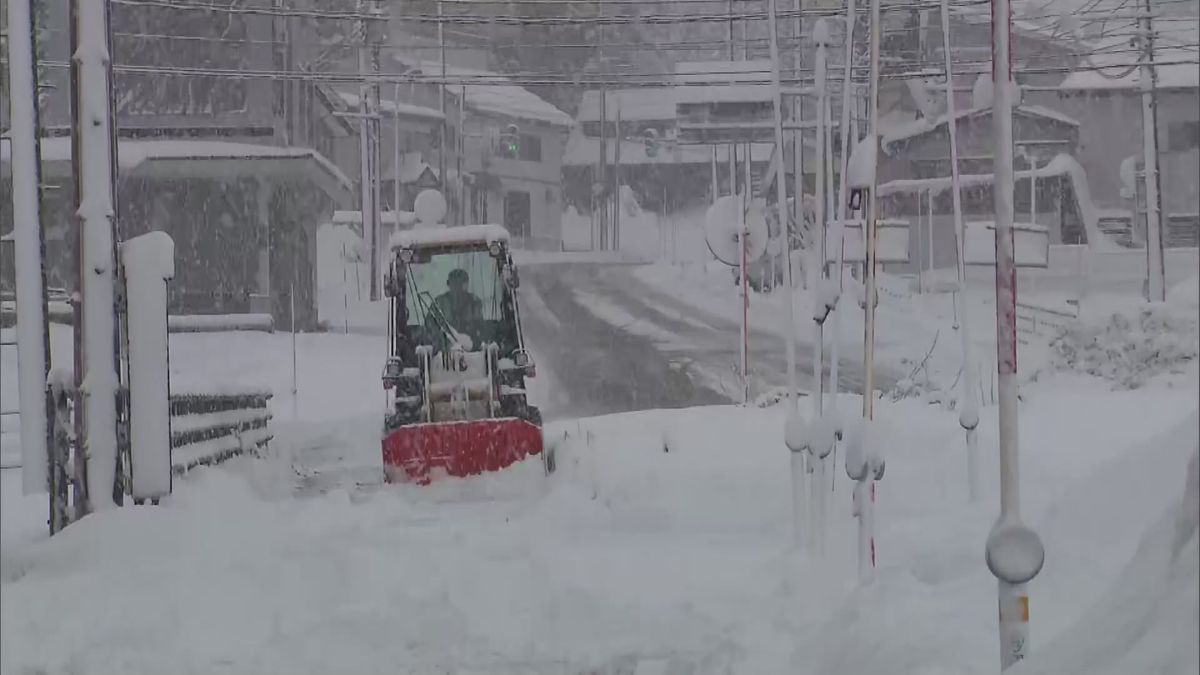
<box><xmin>389</xmin><ymin>224</ymin><xmax>511</xmax><ymax>252</ymax></box>
<box><xmin>120</xmin><ymin>231</ymin><xmax>175</xmax><ymax>280</ymax></box>
<box><xmin>812</xmin><ymin>18</ymin><xmax>833</xmax><ymax>46</ymax></box>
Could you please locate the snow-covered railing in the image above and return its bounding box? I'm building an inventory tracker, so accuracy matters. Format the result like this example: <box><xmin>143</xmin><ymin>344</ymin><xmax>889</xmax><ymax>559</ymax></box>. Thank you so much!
<box><xmin>168</xmin><ymin>313</ymin><xmax>274</xmax><ymax>333</ymax></box>
<box><xmin>1015</xmin><ymin>300</ymin><xmax>1079</xmax><ymax>345</ymax></box>
<box><xmin>169</xmin><ymin>390</ymin><xmax>273</xmax><ymax>473</ymax></box>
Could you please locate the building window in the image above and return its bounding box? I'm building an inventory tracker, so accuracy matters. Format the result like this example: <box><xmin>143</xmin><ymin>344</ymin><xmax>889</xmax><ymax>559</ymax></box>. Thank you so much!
<box><xmin>1167</xmin><ymin>121</ymin><xmax>1200</xmax><ymax>152</ymax></box>
<box><xmin>518</xmin><ymin>134</ymin><xmax>542</xmax><ymax>162</ymax></box>
<box><xmin>493</xmin><ymin>133</ymin><xmax>542</xmax><ymax>162</ymax></box>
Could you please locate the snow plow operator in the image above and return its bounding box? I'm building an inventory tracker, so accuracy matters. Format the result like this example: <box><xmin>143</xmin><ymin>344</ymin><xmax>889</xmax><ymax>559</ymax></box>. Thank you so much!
<box><xmin>428</xmin><ymin>267</ymin><xmax>483</xmax><ymax>348</ymax></box>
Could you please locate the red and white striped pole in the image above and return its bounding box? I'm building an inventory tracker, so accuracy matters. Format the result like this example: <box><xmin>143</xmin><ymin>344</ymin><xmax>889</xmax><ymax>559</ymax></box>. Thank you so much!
<box><xmin>986</xmin><ymin>0</ymin><xmax>1045</xmax><ymax>668</ymax></box>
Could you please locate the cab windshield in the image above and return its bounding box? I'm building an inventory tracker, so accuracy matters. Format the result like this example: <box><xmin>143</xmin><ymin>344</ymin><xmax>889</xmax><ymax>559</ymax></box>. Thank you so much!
<box><xmin>405</xmin><ymin>249</ymin><xmax>503</xmax><ymax>349</ymax></box>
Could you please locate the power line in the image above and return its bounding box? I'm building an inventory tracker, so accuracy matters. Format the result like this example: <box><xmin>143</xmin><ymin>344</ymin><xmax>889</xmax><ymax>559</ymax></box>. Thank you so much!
<box><xmin>111</xmin><ymin>0</ymin><xmax>994</xmax><ymax>22</ymax></box>
<box><xmin>37</xmin><ymin>55</ymin><xmax>1199</xmax><ymax>86</ymax></box>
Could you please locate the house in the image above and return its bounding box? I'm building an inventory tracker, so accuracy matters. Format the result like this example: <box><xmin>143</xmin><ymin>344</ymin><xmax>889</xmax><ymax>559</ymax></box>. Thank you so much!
<box><xmin>875</xmin><ymin>104</ymin><xmax>1086</xmax><ymax>272</ymax></box>
<box><xmin>398</xmin><ymin>60</ymin><xmax>574</xmax><ymax>250</ymax></box>
<box><xmin>0</xmin><ymin>2</ymin><xmax>353</xmax><ymax>329</ymax></box>
<box><xmin>1034</xmin><ymin>42</ymin><xmax>1200</xmax><ymax>247</ymax></box>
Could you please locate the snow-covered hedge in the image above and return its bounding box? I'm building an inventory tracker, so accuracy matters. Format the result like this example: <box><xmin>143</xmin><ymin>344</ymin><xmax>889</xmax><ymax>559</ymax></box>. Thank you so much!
<box><xmin>1049</xmin><ymin>304</ymin><xmax>1198</xmax><ymax>389</ymax></box>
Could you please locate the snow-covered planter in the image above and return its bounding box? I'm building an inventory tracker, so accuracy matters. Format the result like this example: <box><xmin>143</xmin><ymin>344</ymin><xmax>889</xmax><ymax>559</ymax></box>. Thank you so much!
<box><xmin>1049</xmin><ymin>305</ymin><xmax>1198</xmax><ymax>389</ymax></box>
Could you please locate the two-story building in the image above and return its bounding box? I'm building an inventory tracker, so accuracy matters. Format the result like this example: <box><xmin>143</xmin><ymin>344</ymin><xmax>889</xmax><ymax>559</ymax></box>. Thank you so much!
<box><xmin>397</xmin><ymin>59</ymin><xmax>574</xmax><ymax>250</ymax></box>
<box><xmin>1</xmin><ymin>2</ymin><xmax>354</xmax><ymax>329</ymax></box>
<box><xmin>1037</xmin><ymin>44</ymin><xmax>1199</xmax><ymax>247</ymax></box>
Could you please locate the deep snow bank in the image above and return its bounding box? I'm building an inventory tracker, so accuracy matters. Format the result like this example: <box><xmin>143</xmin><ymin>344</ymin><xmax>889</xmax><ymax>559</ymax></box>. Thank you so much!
<box><xmin>1015</xmin><ymin>440</ymin><xmax>1199</xmax><ymax>675</ymax></box>
<box><xmin>2</xmin><ymin>375</ymin><xmax>1197</xmax><ymax>674</ymax></box>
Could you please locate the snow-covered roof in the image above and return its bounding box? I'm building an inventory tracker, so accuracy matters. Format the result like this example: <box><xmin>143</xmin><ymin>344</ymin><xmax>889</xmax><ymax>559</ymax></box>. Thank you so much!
<box><xmin>880</xmin><ymin>105</ymin><xmax>1079</xmax><ymax>152</ymax></box>
<box><xmin>331</xmin><ymin>210</ymin><xmax>418</xmax><ymax>228</ymax></box>
<box><xmin>1058</xmin><ymin>47</ymin><xmax>1200</xmax><ymax>91</ymax></box>
<box><xmin>390</xmin><ymin>224</ymin><xmax>511</xmax><ymax>251</ymax></box>
<box><xmin>335</xmin><ymin>91</ymin><xmax>445</xmax><ymax>122</ymax></box>
<box><xmin>0</xmin><ymin>137</ymin><xmax>352</xmax><ymax>193</ymax></box>
<box><xmin>402</xmin><ymin>60</ymin><xmax>573</xmax><ymax>128</ymax></box>
<box><xmin>577</xmin><ymin>88</ymin><xmax>677</xmax><ymax>123</ymax></box>
<box><xmin>562</xmin><ymin>132</ymin><xmax>778</xmax><ymax>167</ymax></box>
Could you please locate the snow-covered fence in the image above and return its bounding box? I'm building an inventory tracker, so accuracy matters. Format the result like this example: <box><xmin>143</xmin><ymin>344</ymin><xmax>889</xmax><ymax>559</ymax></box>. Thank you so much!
<box><xmin>1015</xmin><ymin>299</ymin><xmax>1079</xmax><ymax>345</ymax></box>
<box><xmin>169</xmin><ymin>391</ymin><xmax>273</xmax><ymax>473</ymax></box>
<box><xmin>167</xmin><ymin>313</ymin><xmax>274</xmax><ymax>333</ymax></box>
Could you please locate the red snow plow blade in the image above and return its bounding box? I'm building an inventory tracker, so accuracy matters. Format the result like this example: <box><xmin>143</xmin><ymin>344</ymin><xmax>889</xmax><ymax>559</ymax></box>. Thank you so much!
<box><xmin>382</xmin><ymin>417</ymin><xmax>544</xmax><ymax>484</ymax></box>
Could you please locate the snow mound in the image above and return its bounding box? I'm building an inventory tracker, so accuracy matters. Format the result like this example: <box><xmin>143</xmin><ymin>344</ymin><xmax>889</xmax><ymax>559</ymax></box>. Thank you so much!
<box><xmin>1014</xmin><ymin>442</ymin><xmax>1199</xmax><ymax>675</ymax></box>
<box><xmin>1049</xmin><ymin>304</ymin><xmax>1198</xmax><ymax>389</ymax></box>
<box><xmin>1168</xmin><ymin>275</ymin><xmax>1199</xmax><ymax>309</ymax></box>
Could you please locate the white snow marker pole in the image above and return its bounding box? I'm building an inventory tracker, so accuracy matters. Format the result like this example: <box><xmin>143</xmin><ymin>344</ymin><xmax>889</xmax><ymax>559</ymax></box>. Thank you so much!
<box><xmin>939</xmin><ymin>0</ymin><xmax>981</xmax><ymax>502</ymax></box>
<box><xmin>711</xmin><ymin>146</ymin><xmax>719</xmax><ymax>206</ymax></box>
<box><xmin>8</xmin><ymin>0</ymin><xmax>51</xmax><ymax>496</ymax></box>
<box><xmin>1138</xmin><ymin>0</ymin><xmax>1165</xmax><ymax>302</ymax></box>
<box><xmin>342</xmin><ymin>242</ymin><xmax>350</xmax><ymax>334</ymax></box>
<box><xmin>74</xmin><ymin>0</ymin><xmax>120</xmax><ymax>511</ymax></box>
<box><xmin>810</xmin><ymin>19</ymin><xmax>834</xmax><ymax>554</ymax></box>
<box><xmin>859</xmin><ymin>0</ymin><xmax>882</xmax><ymax>584</ymax></box>
<box><xmin>291</xmin><ymin>282</ymin><xmax>299</xmax><ymax>417</ymax></box>
<box><xmin>740</xmin><ymin>193</ymin><xmax>750</xmax><ymax>405</ymax></box>
<box><xmin>830</xmin><ymin>0</ymin><xmax>857</xmax><ymax>450</ymax></box>
<box><xmin>987</xmin><ymin>0</ymin><xmax>1045</xmax><ymax>668</ymax></box>
<box><xmin>768</xmin><ymin>0</ymin><xmax>804</xmax><ymax>547</ymax></box>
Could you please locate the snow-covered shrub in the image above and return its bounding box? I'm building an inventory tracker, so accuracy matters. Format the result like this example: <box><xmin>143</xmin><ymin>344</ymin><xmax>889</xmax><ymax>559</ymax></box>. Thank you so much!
<box><xmin>1049</xmin><ymin>304</ymin><xmax>1199</xmax><ymax>389</ymax></box>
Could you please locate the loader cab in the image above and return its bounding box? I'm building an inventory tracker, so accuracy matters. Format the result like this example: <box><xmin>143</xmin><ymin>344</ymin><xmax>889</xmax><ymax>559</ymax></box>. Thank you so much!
<box><xmin>381</xmin><ymin>224</ymin><xmax>538</xmax><ymax>436</ymax></box>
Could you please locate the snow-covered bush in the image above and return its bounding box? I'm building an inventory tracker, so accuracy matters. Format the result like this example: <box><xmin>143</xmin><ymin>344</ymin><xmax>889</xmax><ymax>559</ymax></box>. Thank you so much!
<box><xmin>1049</xmin><ymin>304</ymin><xmax>1199</xmax><ymax>389</ymax></box>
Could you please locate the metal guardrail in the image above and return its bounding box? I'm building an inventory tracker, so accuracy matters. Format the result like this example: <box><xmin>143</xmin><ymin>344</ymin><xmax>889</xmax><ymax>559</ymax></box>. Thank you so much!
<box><xmin>169</xmin><ymin>391</ymin><xmax>273</xmax><ymax>473</ymax></box>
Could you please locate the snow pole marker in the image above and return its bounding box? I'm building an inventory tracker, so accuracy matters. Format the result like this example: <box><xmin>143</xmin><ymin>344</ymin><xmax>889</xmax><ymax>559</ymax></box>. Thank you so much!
<box><xmin>939</xmin><ymin>0</ymin><xmax>981</xmax><ymax>503</ymax></box>
<box><xmin>767</xmin><ymin>0</ymin><xmax>805</xmax><ymax>548</ymax></box>
<box><xmin>808</xmin><ymin>17</ymin><xmax>835</xmax><ymax>555</ymax></box>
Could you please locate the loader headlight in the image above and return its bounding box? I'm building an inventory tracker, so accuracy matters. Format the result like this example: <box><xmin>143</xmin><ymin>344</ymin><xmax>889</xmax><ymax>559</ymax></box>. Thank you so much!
<box><xmin>398</xmin><ymin>248</ymin><xmax>415</xmax><ymax>264</ymax></box>
<box><xmin>513</xmin><ymin>351</ymin><xmax>531</xmax><ymax>368</ymax></box>
<box><xmin>488</xmin><ymin>241</ymin><xmax>502</xmax><ymax>257</ymax></box>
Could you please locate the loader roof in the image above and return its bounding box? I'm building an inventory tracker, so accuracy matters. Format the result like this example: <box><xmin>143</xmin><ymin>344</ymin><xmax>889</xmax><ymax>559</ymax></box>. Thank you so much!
<box><xmin>390</xmin><ymin>224</ymin><xmax>511</xmax><ymax>252</ymax></box>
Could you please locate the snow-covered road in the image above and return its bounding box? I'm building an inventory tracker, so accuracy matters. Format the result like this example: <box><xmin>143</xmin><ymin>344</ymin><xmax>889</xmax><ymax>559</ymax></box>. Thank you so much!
<box><xmin>521</xmin><ymin>262</ymin><xmax>890</xmax><ymax>418</ymax></box>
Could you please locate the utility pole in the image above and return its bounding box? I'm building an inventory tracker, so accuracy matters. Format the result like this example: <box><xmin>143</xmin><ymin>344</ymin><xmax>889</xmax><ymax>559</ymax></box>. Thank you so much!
<box><xmin>793</xmin><ymin>0</ymin><xmax>804</xmax><ymax>273</ymax></box>
<box><xmin>438</xmin><ymin>0</ymin><xmax>448</xmax><ymax>218</ymax></box>
<box><xmin>614</xmin><ymin>101</ymin><xmax>623</xmax><ymax>251</ymax></box>
<box><xmin>8</xmin><ymin>0</ymin><xmax>52</xmax><ymax>501</ymax></box>
<box><xmin>986</xmin><ymin>0</ymin><xmax>1045</xmax><ymax>667</ymax></box>
<box><xmin>71</xmin><ymin>0</ymin><xmax>120</xmax><ymax>513</ymax></box>
<box><xmin>1138</xmin><ymin>0</ymin><xmax>1165</xmax><ymax>302</ymax></box>
<box><xmin>357</xmin><ymin>0</ymin><xmax>382</xmax><ymax>301</ymax></box>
